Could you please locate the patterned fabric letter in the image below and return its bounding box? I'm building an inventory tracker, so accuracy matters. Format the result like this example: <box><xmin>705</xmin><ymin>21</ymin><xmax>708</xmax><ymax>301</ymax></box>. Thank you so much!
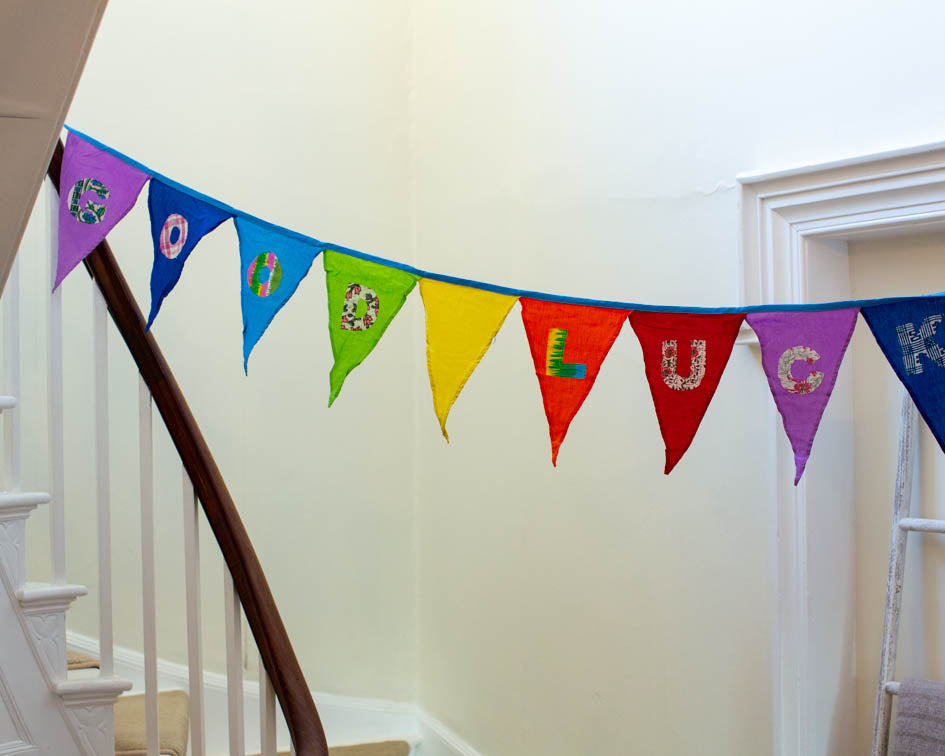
<box><xmin>897</xmin><ymin>315</ymin><xmax>945</xmax><ymax>375</ymax></box>
<box><xmin>340</xmin><ymin>284</ymin><xmax>380</xmax><ymax>331</ymax></box>
<box><xmin>545</xmin><ymin>329</ymin><xmax>586</xmax><ymax>378</ymax></box>
<box><xmin>69</xmin><ymin>178</ymin><xmax>109</xmax><ymax>224</ymax></box>
<box><xmin>778</xmin><ymin>346</ymin><xmax>824</xmax><ymax>394</ymax></box>
<box><xmin>661</xmin><ymin>339</ymin><xmax>705</xmax><ymax>390</ymax></box>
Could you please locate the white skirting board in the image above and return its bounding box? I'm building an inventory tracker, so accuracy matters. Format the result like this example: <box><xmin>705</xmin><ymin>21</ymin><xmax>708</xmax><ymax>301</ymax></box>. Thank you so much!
<box><xmin>66</xmin><ymin>631</ymin><xmax>480</xmax><ymax>756</ymax></box>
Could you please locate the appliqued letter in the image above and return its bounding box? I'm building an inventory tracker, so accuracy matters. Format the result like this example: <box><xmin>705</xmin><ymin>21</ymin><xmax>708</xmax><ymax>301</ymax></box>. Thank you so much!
<box><xmin>340</xmin><ymin>283</ymin><xmax>379</xmax><ymax>331</ymax></box>
<box><xmin>661</xmin><ymin>339</ymin><xmax>706</xmax><ymax>390</ymax></box>
<box><xmin>545</xmin><ymin>328</ymin><xmax>586</xmax><ymax>378</ymax></box>
<box><xmin>777</xmin><ymin>346</ymin><xmax>824</xmax><ymax>394</ymax></box>
<box><xmin>159</xmin><ymin>213</ymin><xmax>188</xmax><ymax>259</ymax></box>
<box><xmin>69</xmin><ymin>178</ymin><xmax>109</xmax><ymax>224</ymax></box>
<box><xmin>246</xmin><ymin>252</ymin><xmax>282</xmax><ymax>297</ymax></box>
<box><xmin>896</xmin><ymin>315</ymin><xmax>945</xmax><ymax>375</ymax></box>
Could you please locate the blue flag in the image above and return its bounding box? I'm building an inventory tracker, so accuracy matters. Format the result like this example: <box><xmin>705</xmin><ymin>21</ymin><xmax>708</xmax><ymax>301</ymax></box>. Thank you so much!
<box><xmin>147</xmin><ymin>180</ymin><xmax>232</xmax><ymax>329</ymax></box>
<box><xmin>235</xmin><ymin>216</ymin><xmax>322</xmax><ymax>371</ymax></box>
<box><xmin>862</xmin><ymin>295</ymin><xmax>945</xmax><ymax>453</ymax></box>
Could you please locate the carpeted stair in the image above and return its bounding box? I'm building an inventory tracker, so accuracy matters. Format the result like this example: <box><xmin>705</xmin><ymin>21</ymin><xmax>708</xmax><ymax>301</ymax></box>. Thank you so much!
<box><xmin>68</xmin><ymin>649</ymin><xmax>410</xmax><ymax>756</ymax></box>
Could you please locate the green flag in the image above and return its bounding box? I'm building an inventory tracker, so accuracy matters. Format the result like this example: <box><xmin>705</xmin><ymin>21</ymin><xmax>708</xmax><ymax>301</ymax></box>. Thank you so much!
<box><xmin>324</xmin><ymin>250</ymin><xmax>418</xmax><ymax>406</ymax></box>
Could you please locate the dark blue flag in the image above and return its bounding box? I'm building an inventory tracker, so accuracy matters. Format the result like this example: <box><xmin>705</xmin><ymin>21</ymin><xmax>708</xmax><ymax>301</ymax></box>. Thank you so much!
<box><xmin>862</xmin><ymin>295</ymin><xmax>945</xmax><ymax>452</ymax></box>
<box><xmin>146</xmin><ymin>180</ymin><xmax>232</xmax><ymax>329</ymax></box>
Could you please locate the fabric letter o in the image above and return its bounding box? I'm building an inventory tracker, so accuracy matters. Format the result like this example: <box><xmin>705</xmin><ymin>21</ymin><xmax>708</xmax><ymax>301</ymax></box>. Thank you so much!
<box><xmin>159</xmin><ymin>213</ymin><xmax>188</xmax><ymax>259</ymax></box>
<box><xmin>69</xmin><ymin>178</ymin><xmax>110</xmax><ymax>224</ymax></box>
<box><xmin>340</xmin><ymin>283</ymin><xmax>379</xmax><ymax>331</ymax></box>
<box><xmin>247</xmin><ymin>252</ymin><xmax>282</xmax><ymax>297</ymax></box>
<box><xmin>777</xmin><ymin>346</ymin><xmax>824</xmax><ymax>394</ymax></box>
<box><xmin>661</xmin><ymin>339</ymin><xmax>706</xmax><ymax>391</ymax></box>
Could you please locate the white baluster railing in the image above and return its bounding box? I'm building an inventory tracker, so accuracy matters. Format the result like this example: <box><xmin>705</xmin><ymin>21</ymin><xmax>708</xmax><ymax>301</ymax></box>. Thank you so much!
<box><xmin>93</xmin><ymin>285</ymin><xmax>114</xmax><ymax>677</ymax></box>
<box><xmin>138</xmin><ymin>377</ymin><xmax>159</xmax><ymax>756</ymax></box>
<box><xmin>224</xmin><ymin>569</ymin><xmax>246</xmax><ymax>756</ymax></box>
<box><xmin>182</xmin><ymin>471</ymin><xmax>207</xmax><ymax>756</ymax></box>
<box><xmin>46</xmin><ymin>182</ymin><xmax>66</xmax><ymax>585</ymax></box>
<box><xmin>260</xmin><ymin>658</ymin><xmax>278</xmax><ymax>756</ymax></box>
<box><xmin>3</xmin><ymin>256</ymin><xmax>20</xmax><ymax>494</ymax></box>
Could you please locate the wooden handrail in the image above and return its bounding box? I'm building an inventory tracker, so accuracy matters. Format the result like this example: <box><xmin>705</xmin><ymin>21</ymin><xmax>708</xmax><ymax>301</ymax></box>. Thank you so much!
<box><xmin>47</xmin><ymin>140</ymin><xmax>329</xmax><ymax>756</ymax></box>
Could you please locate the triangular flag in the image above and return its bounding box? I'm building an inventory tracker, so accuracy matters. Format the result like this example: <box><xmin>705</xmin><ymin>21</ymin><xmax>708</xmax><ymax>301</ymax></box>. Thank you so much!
<box><xmin>146</xmin><ymin>180</ymin><xmax>232</xmax><ymax>329</ymax></box>
<box><xmin>420</xmin><ymin>279</ymin><xmax>517</xmax><ymax>440</ymax></box>
<box><xmin>629</xmin><ymin>311</ymin><xmax>744</xmax><ymax>474</ymax></box>
<box><xmin>235</xmin><ymin>216</ymin><xmax>322</xmax><ymax>371</ymax></box>
<box><xmin>324</xmin><ymin>250</ymin><xmax>418</xmax><ymax>406</ymax></box>
<box><xmin>520</xmin><ymin>298</ymin><xmax>627</xmax><ymax>465</ymax></box>
<box><xmin>746</xmin><ymin>308</ymin><xmax>858</xmax><ymax>484</ymax></box>
<box><xmin>56</xmin><ymin>131</ymin><xmax>149</xmax><ymax>288</ymax></box>
<box><xmin>862</xmin><ymin>296</ymin><xmax>945</xmax><ymax>454</ymax></box>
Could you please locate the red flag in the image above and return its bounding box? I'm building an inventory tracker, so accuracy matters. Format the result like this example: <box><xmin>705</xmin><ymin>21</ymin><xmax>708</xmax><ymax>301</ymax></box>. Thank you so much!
<box><xmin>521</xmin><ymin>299</ymin><xmax>628</xmax><ymax>464</ymax></box>
<box><xmin>629</xmin><ymin>311</ymin><xmax>744</xmax><ymax>474</ymax></box>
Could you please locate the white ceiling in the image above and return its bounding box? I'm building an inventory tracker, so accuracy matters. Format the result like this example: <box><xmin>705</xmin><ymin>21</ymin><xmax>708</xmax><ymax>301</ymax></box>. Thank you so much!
<box><xmin>0</xmin><ymin>0</ymin><xmax>109</xmax><ymax>293</ymax></box>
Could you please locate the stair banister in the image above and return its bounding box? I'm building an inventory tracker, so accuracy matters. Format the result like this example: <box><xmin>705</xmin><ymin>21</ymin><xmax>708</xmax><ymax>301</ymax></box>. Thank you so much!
<box><xmin>46</xmin><ymin>139</ymin><xmax>330</xmax><ymax>756</ymax></box>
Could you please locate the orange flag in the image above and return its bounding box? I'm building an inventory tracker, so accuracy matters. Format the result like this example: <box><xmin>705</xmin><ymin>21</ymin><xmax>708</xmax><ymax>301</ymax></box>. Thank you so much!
<box><xmin>520</xmin><ymin>298</ymin><xmax>628</xmax><ymax>464</ymax></box>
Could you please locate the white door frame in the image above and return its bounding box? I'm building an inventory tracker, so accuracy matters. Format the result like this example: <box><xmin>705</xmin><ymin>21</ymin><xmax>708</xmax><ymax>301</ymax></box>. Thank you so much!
<box><xmin>738</xmin><ymin>140</ymin><xmax>945</xmax><ymax>756</ymax></box>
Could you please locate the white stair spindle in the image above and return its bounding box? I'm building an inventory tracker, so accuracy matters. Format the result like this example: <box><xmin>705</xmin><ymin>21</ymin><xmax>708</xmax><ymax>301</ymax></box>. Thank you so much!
<box><xmin>47</xmin><ymin>181</ymin><xmax>66</xmax><ymax>584</ymax></box>
<box><xmin>224</xmin><ymin>570</ymin><xmax>245</xmax><ymax>756</ymax></box>
<box><xmin>93</xmin><ymin>286</ymin><xmax>114</xmax><ymax>675</ymax></box>
<box><xmin>182</xmin><ymin>471</ymin><xmax>206</xmax><ymax>756</ymax></box>
<box><xmin>139</xmin><ymin>377</ymin><xmax>159</xmax><ymax>756</ymax></box>
<box><xmin>3</xmin><ymin>256</ymin><xmax>20</xmax><ymax>493</ymax></box>
<box><xmin>259</xmin><ymin>656</ymin><xmax>277</xmax><ymax>756</ymax></box>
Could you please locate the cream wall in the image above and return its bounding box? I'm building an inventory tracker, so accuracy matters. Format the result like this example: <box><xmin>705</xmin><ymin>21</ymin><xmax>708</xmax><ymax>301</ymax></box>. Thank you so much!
<box><xmin>410</xmin><ymin>1</ymin><xmax>945</xmax><ymax>754</ymax></box>
<box><xmin>10</xmin><ymin>1</ymin><xmax>945</xmax><ymax>754</ymax></box>
<box><xmin>850</xmin><ymin>232</ymin><xmax>945</xmax><ymax>755</ymax></box>
<box><xmin>18</xmin><ymin>0</ymin><xmax>418</xmax><ymax>701</ymax></box>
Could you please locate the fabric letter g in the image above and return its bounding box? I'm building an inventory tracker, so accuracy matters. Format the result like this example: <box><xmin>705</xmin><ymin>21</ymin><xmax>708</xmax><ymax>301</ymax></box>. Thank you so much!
<box><xmin>69</xmin><ymin>178</ymin><xmax>109</xmax><ymax>224</ymax></box>
<box><xmin>661</xmin><ymin>339</ymin><xmax>705</xmax><ymax>390</ymax></box>
<box><xmin>897</xmin><ymin>315</ymin><xmax>945</xmax><ymax>375</ymax></box>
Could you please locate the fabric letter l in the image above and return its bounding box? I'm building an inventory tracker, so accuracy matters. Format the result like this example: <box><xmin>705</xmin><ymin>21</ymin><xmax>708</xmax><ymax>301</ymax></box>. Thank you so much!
<box><xmin>545</xmin><ymin>328</ymin><xmax>586</xmax><ymax>378</ymax></box>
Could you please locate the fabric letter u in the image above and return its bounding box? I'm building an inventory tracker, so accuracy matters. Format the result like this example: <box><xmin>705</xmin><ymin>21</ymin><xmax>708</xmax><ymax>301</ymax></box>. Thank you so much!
<box><xmin>661</xmin><ymin>339</ymin><xmax>705</xmax><ymax>390</ymax></box>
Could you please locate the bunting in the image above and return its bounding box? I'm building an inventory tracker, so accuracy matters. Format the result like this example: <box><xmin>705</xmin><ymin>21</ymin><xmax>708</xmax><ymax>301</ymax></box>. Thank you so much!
<box><xmin>630</xmin><ymin>312</ymin><xmax>744</xmax><ymax>474</ymax></box>
<box><xmin>747</xmin><ymin>309</ymin><xmax>858</xmax><ymax>483</ymax></box>
<box><xmin>324</xmin><ymin>250</ymin><xmax>418</xmax><ymax>406</ymax></box>
<box><xmin>862</xmin><ymin>296</ymin><xmax>945</xmax><ymax>454</ymax></box>
<box><xmin>420</xmin><ymin>279</ymin><xmax>517</xmax><ymax>440</ymax></box>
<box><xmin>56</xmin><ymin>131</ymin><xmax>149</xmax><ymax>288</ymax></box>
<box><xmin>520</xmin><ymin>299</ymin><xmax>627</xmax><ymax>464</ymax></box>
<box><xmin>146</xmin><ymin>180</ymin><xmax>232</xmax><ymax>329</ymax></box>
<box><xmin>47</xmin><ymin>128</ymin><xmax>945</xmax><ymax>478</ymax></box>
<box><xmin>235</xmin><ymin>216</ymin><xmax>322</xmax><ymax>371</ymax></box>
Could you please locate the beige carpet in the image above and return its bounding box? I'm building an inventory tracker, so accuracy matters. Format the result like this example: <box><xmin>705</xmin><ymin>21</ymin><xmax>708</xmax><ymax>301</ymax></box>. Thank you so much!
<box><xmin>114</xmin><ymin>690</ymin><xmax>189</xmax><ymax>756</ymax></box>
<box><xmin>251</xmin><ymin>743</ymin><xmax>410</xmax><ymax>756</ymax></box>
<box><xmin>66</xmin><ymin>649</ymin><xmax>99</xmax><ymax>670</ymax></box>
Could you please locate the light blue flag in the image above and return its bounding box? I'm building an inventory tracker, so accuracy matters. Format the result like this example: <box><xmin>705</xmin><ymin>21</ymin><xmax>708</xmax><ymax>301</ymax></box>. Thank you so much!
<box><xmin>235</xmin><ymin>216</ymin><xmax>322</xmax><ymax>371</ymax></box>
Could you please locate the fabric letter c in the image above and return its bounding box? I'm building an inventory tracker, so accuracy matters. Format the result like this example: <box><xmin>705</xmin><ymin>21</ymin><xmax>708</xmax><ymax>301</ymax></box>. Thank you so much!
<box><xmin>661</xmin><ymin>339</ymin><xmax>706</xmax><ymax>390</ymax></box>
<box><xmin>777</xmin><ymin>346</ymin><xmax>824</xmax><ymax>394</ymax></box>
<box><xmin>69</xmin><ymin>178</ymin><xmax>110</xmax><ymax>224</ymax></box>
<box><xmin>340</xmin><ymin>283</ymin><xmax>380</xmax><ymax>331</ymax></box>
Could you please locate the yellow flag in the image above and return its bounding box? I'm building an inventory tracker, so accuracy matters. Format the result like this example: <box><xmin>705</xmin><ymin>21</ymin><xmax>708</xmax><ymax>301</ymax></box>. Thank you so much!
<box><xmin>420</xmin><ymin>279</ymin><xmax>518</xmax><ymax>440</ymax></box>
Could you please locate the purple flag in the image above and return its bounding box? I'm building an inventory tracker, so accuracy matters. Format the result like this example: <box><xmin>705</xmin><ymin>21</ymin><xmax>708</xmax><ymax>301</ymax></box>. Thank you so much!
<box><xmin>55</xmin><ymin>131</ymin><xmax>149</xmax><ymax>289</ymax></box>
<box><xmin>746</xmin><ymin>308</ymin><xmax>859</xmax><ymax>484</ymax></box>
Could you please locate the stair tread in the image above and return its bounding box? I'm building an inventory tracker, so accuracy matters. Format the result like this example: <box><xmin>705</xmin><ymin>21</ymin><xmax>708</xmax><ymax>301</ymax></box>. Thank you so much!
<box><xmin>66</xmin><ymin>649</ymin><xmax>99</xmax><ymax>671</ymax></box>
<box><xmin>114</xmin><ymin>689</ymin><xmax>189</xmax><ymax>756</ymax></box>
<box><xmin>250</xmin><ymin>743</ymin><xmax>410</xmax><ymax>756</ymax></box>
